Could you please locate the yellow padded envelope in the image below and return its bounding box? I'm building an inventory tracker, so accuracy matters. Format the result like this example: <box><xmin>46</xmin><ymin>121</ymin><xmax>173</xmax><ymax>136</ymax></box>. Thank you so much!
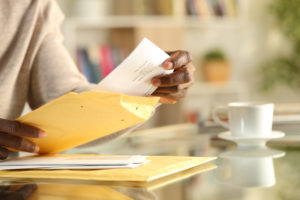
<box><xmin>0</xmin><ymin>156</ymin><xmax>216</xmax><ymax>184</ymax></box>
<box><xmin>17</xmin><ymin>91</ymin><xmax>159</xmax><ymax>154</ymax></box>
<box><xmin>26</xmin><ymin>161</ymin><xmax>216</xmax><ymax>199</ymax></box>
<box><xmin>29</xmin><ymin>184</ymin><xmax>134</xmax><ymax>200</ymax></box>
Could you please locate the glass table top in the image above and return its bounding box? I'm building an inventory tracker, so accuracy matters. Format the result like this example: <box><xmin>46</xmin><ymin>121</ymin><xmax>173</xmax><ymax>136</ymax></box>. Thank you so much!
<box><xmin>1</xmin><ymin>123</ymin><xmax>299</xmax><ymax>200</ymax></box>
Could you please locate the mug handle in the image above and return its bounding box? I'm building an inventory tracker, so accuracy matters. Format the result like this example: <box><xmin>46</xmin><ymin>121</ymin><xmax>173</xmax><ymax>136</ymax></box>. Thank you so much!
<box><xmin>213</xmin><ymin>106</ymin><xmax>229</xmax><ymax>129</ymax></box>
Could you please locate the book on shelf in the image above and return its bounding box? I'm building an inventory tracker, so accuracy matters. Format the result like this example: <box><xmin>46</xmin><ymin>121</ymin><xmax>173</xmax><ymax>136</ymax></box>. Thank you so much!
<box><xmin>112</xmin><ymin>0</ymin><xmax>176</xmax><ymax>16</ymax></box>
<box><xmin>194</xmin><ymin>0</ymin><xmax>212</xmax><ymax>17</ymax></box>
<box><xmin>76</xmin><ymin>45</ymin><xmax>124</xmax><ymax>83</ymax></box>
<box><xmin>172</xmin><ymin>0</ymin><xmax>186</xmax><ymax>16</ymax></box>
<box><xmin>76</xmin><ymin>48</ymin><xmax>95</xmax><ymax>83</ymax></box>
<box><xmin>154</xmin><ymin>0</ymin><xmax>173</xmax><ymax>16</ymax></box>
<box><xmin>87</xmin><ymin>46</ymin><xmax>102</xmax><ymax>82</ymax></box>
<box><xmin>99</xmin><ymin>45</ymin><xmax>115</xmax><ymax>78</ymax></box>
<box><xmin>112</xmin><ymin>0</ymin><xmax>135</xmax><ymax>15</ymax></box>
<box><xmin>186</xmin><ymin>0</ymin><xmax>198</xmax><ymax>16</ymax></box>
<box><xmin>213</xmin><ymin>0</ymin><xmax>226</xmax><ymax>16</ymax></box>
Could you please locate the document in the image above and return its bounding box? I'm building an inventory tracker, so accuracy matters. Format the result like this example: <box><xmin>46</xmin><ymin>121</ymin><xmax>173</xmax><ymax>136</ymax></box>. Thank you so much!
<box><xmin>95</xmin><ymin>38</ymin><xmax>172</xmax><ymax>96</ymax></box>
<box><xmin>0</xmin><ymin>155</ymin><xmax>148</xmax><ymax>170</ymax></box>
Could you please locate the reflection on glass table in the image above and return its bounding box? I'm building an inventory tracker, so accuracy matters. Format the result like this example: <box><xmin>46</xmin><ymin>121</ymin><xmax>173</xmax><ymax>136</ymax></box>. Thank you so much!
<box><xmin>218</xmin><ymin>147</ymin><xmax>285</xmax><ymax>188</ymax></box>
<box><xmin>58</xmin><ymin>123</ymin><xmax>300</xmax><ymax>200</ymax></box>
<box><xmin>3</xmin><ymin>123</ymin><xmax>300</xmax><ymax>200</ymax></box>
<box><xmin>0</xmin><ymin>161</ymin><xmax>216</xmax><ymax>200</ymax></box>
<box><xmin>0</xmin><ymin>182</ymin><xmax>154</xmax><ymax>200</ymax></box>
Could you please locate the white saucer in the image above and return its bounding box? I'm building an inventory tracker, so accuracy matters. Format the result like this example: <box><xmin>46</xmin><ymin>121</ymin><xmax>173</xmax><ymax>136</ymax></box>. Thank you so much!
<box><xmin>218</xmin><ymin>131</ymin><xmax>285</xmax><ymax>147</ymax></box>
<box><xmin>219</xmin><ymin>148</ymin><xmax>285</xmax><ymax>159</ymax></box>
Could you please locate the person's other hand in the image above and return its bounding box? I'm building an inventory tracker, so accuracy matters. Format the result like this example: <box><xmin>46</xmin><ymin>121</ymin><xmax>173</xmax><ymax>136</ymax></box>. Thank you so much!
<box><xmin>0</xmin><ymin>118</ymin><xmax>45</xmax><ymax>160</ymax></box>
<box><xmin>151</xmin><ymin>50</ymin><xmax>195</xmax><ymax>104</ymax></box>
<box><xmin>0</xmin><ymin>184</ymin><xmax>38</xmax><ymax>200</ymax></box>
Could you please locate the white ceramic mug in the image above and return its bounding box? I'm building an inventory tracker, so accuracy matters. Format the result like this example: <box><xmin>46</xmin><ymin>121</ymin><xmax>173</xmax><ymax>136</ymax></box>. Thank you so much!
<box><xmin>213</xmin><ymin>102</ymin><xmax>274</xmax><ymax>137</ymax></box>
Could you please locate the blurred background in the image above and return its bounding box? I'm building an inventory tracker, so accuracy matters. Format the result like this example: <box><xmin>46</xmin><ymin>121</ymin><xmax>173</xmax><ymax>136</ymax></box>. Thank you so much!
<box><xmin>55</xmin><ymin>0</ymin><xmax>300</xmax><ymax>128</ymax></box>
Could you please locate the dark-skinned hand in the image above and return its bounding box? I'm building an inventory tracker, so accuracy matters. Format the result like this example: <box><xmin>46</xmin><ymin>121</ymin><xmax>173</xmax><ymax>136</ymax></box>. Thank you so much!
<box><xmin>0</xmin><ymin>118</ymin><xmax>45</xmax><ymax>160</ymax></box>
<box><xmin>152</xmin><ymin>50</ymin><xmax>195</xmax><ymax>104</ymax></box>
<box><xmin>0</xmin><ymin>184</ymin><xmax>38</xmax><ymax>200</ymax></box>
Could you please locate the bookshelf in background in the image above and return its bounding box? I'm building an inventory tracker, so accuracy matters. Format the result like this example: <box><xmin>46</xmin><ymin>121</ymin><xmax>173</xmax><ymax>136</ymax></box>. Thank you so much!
<box><xmin>62</xmin><ymin>0</ymin><xmax>242</xmax><ymax>62</ymax></box>
<box><xmin>64</xmin><ymin>0</ymin><xmax>241</xmax><ymax>83</ymax></box>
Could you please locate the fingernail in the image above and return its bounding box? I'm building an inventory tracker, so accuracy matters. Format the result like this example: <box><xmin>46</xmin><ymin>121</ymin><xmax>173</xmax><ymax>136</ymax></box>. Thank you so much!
<box><xmin>34</xmin><ymin>145</ymin><xmax>40</xmax><ymax>153</ymax></box>
<box><xmin>39</xmin><ymin>131</ymin><xmax>46</xmax><ymax>138</ymax></box>
<box><xmin>168</xmin><ymin>99</ymin><xmax>177</xmax><ymax>104</ymax></box>
<box><xmin>164</xmin><ymin>62</ymin><xmax>173</xmax><ymax>70</ymax></box>
<box><xmin>152</xmin><ymin>78</ymin><xmax>161</xmax><ymax>86</ymax></box>
<box><xmin>159</xmin><ymin>97</ymin><xmax>177</xmax><ymax>104</ymax></box>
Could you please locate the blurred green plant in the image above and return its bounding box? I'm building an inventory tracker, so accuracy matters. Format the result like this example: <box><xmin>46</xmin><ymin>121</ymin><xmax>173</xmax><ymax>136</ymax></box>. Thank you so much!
<box><xmin>203</xmin><ymin>49</ymin><xmax>226</xmax><ymax>61</ymax></box>
<box><xmin>274</xmin><ymin>150</ymin><xmax>300</xmax><ymax>200</ymax></box>
<box><xmin>260</xmin><ymin>0</ymin><xmax>300</xmax><ymax>91</ymax></box>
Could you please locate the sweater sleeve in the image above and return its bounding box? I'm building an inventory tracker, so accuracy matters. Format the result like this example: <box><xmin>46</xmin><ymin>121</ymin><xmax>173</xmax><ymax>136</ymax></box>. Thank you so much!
<box><xmin>28</xmin><ymin>0</ymin><xmax>94</xmax><ymax>109</ymax></box>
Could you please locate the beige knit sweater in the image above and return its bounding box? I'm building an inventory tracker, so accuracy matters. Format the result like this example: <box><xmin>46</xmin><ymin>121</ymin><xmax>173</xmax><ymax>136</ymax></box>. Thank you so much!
<box><xmin>0</xmin><ymin>0</ymin><xmax>91</xmax><ymax>120</ymax></box>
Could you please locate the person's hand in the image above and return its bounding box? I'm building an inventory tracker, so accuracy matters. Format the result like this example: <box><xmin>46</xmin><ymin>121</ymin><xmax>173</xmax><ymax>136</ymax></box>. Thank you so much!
<box><xmin>151</xmin><ymin>50</ymin><xmax>195</xmax><ymax>104</ymax></box>
<box><xmin>0</xmin><ymin>118</ymin><xmax>45</xmax><ymax>160</ymax></box>
<box><xmin>0</xmin><ymin>184</ymin><xmax>38</xmax><ymax>200</ymax></box>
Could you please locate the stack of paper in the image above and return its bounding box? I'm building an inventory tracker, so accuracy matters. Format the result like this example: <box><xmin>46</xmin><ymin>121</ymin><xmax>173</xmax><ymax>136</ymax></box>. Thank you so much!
<box><xmin>0</xmin><ymin>155</ymin><xmax>148</xmax><ymax>170</ymax></box>
<box><xmin>0</xmin><ymin>156</ymin><xmax>216</xmax><ymax>185</ymax></box>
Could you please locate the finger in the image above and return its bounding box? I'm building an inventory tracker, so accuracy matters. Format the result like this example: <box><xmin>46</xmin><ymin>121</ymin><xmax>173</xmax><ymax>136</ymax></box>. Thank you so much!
<box><xmin>154</xmin><ymin>86</ymin><xmax>180</xmax><ymax>94</ymax></box>
<box><xmin>152</xmin><ymin>68</ymin><xmax>191</xmax><ymax>87</ymax></box>
<box><xmin>0</xmin><ymin>119</ymin><xmax>45</xmax><ymax>138</ymax></box>
<box><xmin>0</xmin><ymin>147</ymin><xmax>9</xmax><ymax>160</ymax></box>
<box><xmin>0</xmin><ymin>185</ymin><xmax>10</xmax><ymax>194</ymax></box>
<box><xmin>154</xmin><ymin>78</ymin><xmax>194</xmax><ymax>94</ymax></box>
<box><xmin>153</xmin><ymin>82</ymin><xmax>192</xmax><ymax>95</ymax></box>
<box><xmin>163</xmin><ymin>51</ymin><xmax>192</xmax><ymax>70</ymax></box>
<box><xmin>2</xmin><ymin>184</ymin><xmax>38</xmax><ymax>200</ymax></box>
<box><xmin>0</xmin><ymin>133</ymin><xmax>39</xmax><ymax>153</ymax></box>
<box><xmin>154</xmin><ymin>88</ymin><xmax>188</xmax><ymax>101</ymax></box>
<box><xmin>159</xmin><ymin>97</ymin><xmax>176</xmax><ymax>104</ymax></box>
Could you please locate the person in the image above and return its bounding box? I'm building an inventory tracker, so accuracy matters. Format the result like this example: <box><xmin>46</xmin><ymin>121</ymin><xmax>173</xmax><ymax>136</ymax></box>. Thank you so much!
<box><xmin>0</xmin><ymin>0</ymin><xmax>195</xmax><ymax>160</ymax></box>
